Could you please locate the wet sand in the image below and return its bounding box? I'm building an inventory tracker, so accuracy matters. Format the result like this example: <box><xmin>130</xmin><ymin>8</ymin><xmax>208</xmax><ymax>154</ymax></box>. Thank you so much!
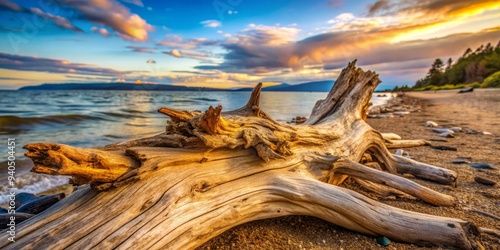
<box><xmin>199</xmin><ymin>89</ymin><xmax>500</xmax><ymax>249</ymax></box>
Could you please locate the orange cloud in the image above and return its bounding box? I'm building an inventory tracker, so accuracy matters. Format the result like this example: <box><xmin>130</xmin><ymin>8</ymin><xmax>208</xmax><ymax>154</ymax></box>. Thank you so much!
<box><xmin>63</xmin><ymin>0</ymin><xmax>153</xmax><ymax>41</ymax></box>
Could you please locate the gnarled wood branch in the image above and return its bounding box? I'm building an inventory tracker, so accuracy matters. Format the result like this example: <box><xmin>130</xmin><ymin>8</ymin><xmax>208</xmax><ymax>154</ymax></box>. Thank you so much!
<box><xmin>2</xmin><ymin>61</ymin><xmax>485</xmax><ymax>250</ymax></box>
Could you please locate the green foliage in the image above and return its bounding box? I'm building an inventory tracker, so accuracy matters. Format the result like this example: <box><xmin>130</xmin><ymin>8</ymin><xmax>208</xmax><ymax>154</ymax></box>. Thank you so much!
<box><xmin>412</xmin><ymin>40</ymin><xmax>500</xmax><ymax>89</ymax></box>
<box><xmin>481</xmin><ymin>71</ymin><xmax>500</xmax><ymax>88</ymax></box>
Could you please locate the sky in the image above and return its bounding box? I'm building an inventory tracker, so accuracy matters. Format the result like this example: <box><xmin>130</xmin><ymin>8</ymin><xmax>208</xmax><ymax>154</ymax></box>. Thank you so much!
<box><xmin>0</xmin><ymin>0</ymin><xmax>499</xmax><ymax>90</ymax></box>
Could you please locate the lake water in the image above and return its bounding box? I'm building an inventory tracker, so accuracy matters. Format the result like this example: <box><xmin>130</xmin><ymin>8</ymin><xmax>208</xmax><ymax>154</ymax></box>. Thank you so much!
<box><xmin>0</xmin><ymin>90</ymin><xmax>391</xmax><ymax>203</ymax></box>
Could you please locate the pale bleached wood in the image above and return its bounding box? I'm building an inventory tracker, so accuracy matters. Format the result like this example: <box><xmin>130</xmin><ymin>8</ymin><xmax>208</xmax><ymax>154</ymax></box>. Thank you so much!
<box><xmin>333</xmin><ymin>159</ymin><xmax>456</xmax><ymax>206</ymax></box>
<box><xmin>2</xmin><ymin>61</ymin><xmax>486</xmax><ymax>250</ymax></box>
<box><xmin>385</xmin><ymin>139</ymin><xmax>431</xmax><ymax>149</ymax></box>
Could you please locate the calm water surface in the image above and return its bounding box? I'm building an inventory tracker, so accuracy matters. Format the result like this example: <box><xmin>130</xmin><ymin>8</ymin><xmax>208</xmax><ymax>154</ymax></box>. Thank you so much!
<box><xmin>0</xmin><ymin>90</ymin><xmax>391</xmax><ymax>202</ymax></box>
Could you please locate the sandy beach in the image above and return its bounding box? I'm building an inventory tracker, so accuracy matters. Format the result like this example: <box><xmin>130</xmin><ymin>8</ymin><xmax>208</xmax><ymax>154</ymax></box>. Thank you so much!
<box><xmin>199</xmin><ymin>89</ymin><xmax>500</xmax><ymax>249</ymax></box>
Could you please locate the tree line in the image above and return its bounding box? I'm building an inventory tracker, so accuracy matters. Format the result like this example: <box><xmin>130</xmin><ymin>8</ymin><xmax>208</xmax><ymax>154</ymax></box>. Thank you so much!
<box><xmin>408</xmin><ymin>40</ymin><xmax>500</xmax><ymax>90</ymax></box>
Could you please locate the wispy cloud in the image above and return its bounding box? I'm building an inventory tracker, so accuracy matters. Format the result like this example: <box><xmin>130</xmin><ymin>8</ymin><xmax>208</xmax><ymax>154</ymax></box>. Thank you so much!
<box><xmin>0</xmin><ymin>0</ymin><xmax>83</xmax><ymax>33</ymax></box>
<box><xmin>157</xmin><ymin>35</ymin><xmax>220</xmax><ymax>50</ymax></box>
<box><xmin>200</xmin><ymin>20</ymin><xmax>221</xmax><ymax>28</ymax></box>
<box><xmin>90</xmin><ymin>26</ymin><xmax>110</xmax><ymax>37</ymax></box>
<box><xmin>127</xmin><ymin>46</ymin><xmax>156</xmax><ymax>53</ymax></box>
<box><xmin>0</xmin><ymin>0</ymin><xmax>28</xmax><ymax>12</ymax></box>
<box><xmin>62</xmin><ymin>0</ymin><xmax>153</xmax><ymax>41</ymax></box>
<box><xmin>30</xmin><ymin>8</ymin><xmax>83</xmax><ymax>32</ymax></box>
<box><xmin>163</xmin><ymin>49</ymin><xmax>213</xmax><ymax>62</ymax></box>
<box><xmin>120</xmin><ymin>0</ymin><xmax>144</xmax><ymax>7</ymax></box>
<box><xmin>0</xmin><ymin>52</ymin><xmax>131</xmax><ymax>77</ymax></box>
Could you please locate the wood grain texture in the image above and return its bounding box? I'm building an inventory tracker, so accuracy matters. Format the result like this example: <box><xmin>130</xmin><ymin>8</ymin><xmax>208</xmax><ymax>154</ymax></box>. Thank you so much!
<box><xmin>2</xmin><ymin>61</ymin><xmax>484</xmax><ymax>250</ymax></box>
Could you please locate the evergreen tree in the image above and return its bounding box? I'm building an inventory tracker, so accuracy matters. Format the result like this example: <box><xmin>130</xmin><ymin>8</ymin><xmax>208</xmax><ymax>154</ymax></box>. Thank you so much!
<box><xmin>412</xmin><ymin>40</ymin><xmax>500</xmax><ymax>88</ymax></box>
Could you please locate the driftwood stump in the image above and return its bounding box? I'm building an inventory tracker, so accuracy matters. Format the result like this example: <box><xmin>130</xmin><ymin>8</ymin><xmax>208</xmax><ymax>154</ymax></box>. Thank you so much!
<box><xmin>1</xmin><ymin>61</ymin><xmax>484</xmax><ymax>249</ymax></box>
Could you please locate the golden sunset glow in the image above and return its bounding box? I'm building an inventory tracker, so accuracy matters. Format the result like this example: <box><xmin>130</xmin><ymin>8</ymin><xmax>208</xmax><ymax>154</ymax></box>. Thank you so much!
<box><xmin>0</xmin><ymin>0</ymin><xmax>499</xmax><ymax>90</ymax></box>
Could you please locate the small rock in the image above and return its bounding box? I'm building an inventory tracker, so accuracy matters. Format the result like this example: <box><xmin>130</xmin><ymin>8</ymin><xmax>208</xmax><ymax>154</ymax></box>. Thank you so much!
<box><xmin>439</xmin><ymin>132</ymin><xmax>455</xmax><ymax>138</ymax></box>
<box><xmin>429</xmin><ymin>138</ymin><xmax>448</xmax><ymax>142</ymax></box>
<box><xmin>432</xmin><ymin>128</ymin><xmax>454</xmax><ymax>134</ymax></box>
<box><xmin>377</xmin><ymin>236</ymin><xmax>391</xmax><ymax>247</ymax></box>
<box><xmin>452</xmin><ymin>159</ymin><xmax>469</xmax><ymax>164</ymax></box>
<box><xmin>15</xmin><ymin>192</ymin><xmax>38</xmax><ymax>208</ymax></box>
<box><xmin>482</xmin><ymin>131</ymin><xmax>492</xmax><ymax>135</ymax></box>
<box><xmin>292</xmin><ymin>116</ymin><xmax>307</xmax><ymax>124</ymax></box>
<box><xmin>474</xmin><ymin>176</ymin><xmax>497</xmax><ymax>186</ymax></box>
<box><xmin>394</xmin><ymin>111</ymin><xmax>410</xmax><ymax>115</ymax></box>
<box><xmin>449</xmin><ymin>127</ymin><xmax>462</xmax><ymax>132</ymax></box>
<box><xmin>430</xmin><ymin>145</ymin><xmax>457</xmax><ymax>151</ymax></box>
<box><xmin>466</xmin><ymin>130</ymin><xmax>479</xmax><ymax>134</ymax></box>
<box><xmin>469</xmin><ymin>163</ymin><xmax>494</xmax><ymax>169</ymax></box>
<box><xmin>425</xmin><ymin>121</ymin><xmax>438</xmax><ymax>127</ymax></box>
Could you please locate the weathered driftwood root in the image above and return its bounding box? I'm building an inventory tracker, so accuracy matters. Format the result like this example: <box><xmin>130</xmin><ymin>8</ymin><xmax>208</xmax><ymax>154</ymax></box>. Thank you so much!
<box><xmin>2</xmin><ymin>61</ymin><xmax>485</xmax><ymax>249</ymax></box>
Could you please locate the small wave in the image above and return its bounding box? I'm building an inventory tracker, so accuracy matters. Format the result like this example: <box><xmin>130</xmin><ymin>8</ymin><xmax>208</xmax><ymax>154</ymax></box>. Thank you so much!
<box><xmin>96</xmin><ymin>111</ymin><xmax>147</xmax><ymax>119</ymax></box>
<box><xmin>191</xmin><ymin>97</ymin><xmax>218</xmax><ymax>102</ymax></box>
<box><xmin>120</xmin><ymin>108</ymin><xmax>145</xmax><ymax>114</ymax></box>
<box><xmin>169</xmin><ymin>100</ymin><xmax>198</xmax><ymax>103</ymax></box>
<box><xmin>0</xmin><ymin>114</ymin><xmax>105</xmax><ymax>128</ymax></box>
<box><xmin>0</xmin><ymin>174</ymin><xmax>70</xmax><ymax>205</ymax></box>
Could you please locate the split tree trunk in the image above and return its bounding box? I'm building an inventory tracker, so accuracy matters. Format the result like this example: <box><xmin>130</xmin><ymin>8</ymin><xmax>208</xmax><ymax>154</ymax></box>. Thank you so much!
<box><xmin>1</xmin><ymin>61</ymin><xmax>483</xmax><ymax>249</ymax></box>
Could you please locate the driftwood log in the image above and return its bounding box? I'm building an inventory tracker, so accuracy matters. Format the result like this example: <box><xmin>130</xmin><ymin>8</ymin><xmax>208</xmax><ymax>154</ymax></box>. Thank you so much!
<box><xmin>1</xmin><ymin>61</ymin><xmax>485</xmax><ymax>249</ymax></box>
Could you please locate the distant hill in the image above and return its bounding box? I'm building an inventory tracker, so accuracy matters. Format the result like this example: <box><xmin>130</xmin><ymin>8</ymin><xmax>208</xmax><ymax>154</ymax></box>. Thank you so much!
<box><xmin>18</xmin><ymin>83</ymin><xmax>226</xmax><ymax>91</ymax></box>
<box><xmin>266</xmin><ymin>81</ymin><xmax>334</xmax><ymax>92</ymax></box>
<box><xmin>235</xmin><ymin>80</ymin><xmax>334</xmax><ymax>92</ymax></box>
<box><xmin>18</xmin><ymin>80</ymin><xmax>336</xmax><ymax>92</ymax></box>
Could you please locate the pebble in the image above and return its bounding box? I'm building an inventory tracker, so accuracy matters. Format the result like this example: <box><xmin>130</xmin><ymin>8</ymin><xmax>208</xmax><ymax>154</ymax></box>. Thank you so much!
<box><xmin>482</xmin><ymin>131</ymin><xmax>492</xmax><ymax>135</ymax></box>
<box><xmin>425</xmin><ymin>121</ymin><xmax>438</xmax><ymax>127</ymax></box>
<box><xmin>466</xmin><ymin>130</ymin><xmax>479</xmax><ymax>134</ymax></box>
<box><xmin>432</xmin><ymin>128</ymin><xmax>454</xmax><ymax>134</ymax></box>
<box><xmin>430</xmin><ymin>145</ymin><xmax>457</xmax><ymax>151</ymax></box>
<box><xmin>395</xmin><ymin>149</ymin><xmax>411</xmax><ymax>158</ymax></box>
<box><xmin>469</xmin><ymin>163</ymin><xmax>494</xmax><ymax>169</ymax></box>
<box><xmin>429</xmin><ymin>138</ymin><xmax>448</xmax><ymax>142</ymax></box>
<box><xmin>474</xmin><ymin>176</ymin><xmax>497</xmax><ymax>186</ymax></box>
<box><xmin>439</xmin><ymin>132</ymin><xmax>455</xmax><ymax>138</ymax></box>
<box><xmin>452</xmin><ymin>159</ymin><xmax>469</xmax><ymax>164</ymax></box>
<box><xmin>394</xmin><ymin>111</ymin><xmax>410</xmax><ymax>115</ymax></box>
<box><xmin>449</xmin><ymin>127</ymin><xmax>462</xmax><ymax>132</ymax></box>
<box><xmin>377</xmin><ymin>237</ymin><xmax>391</xmax><ymax>247</ymax></box>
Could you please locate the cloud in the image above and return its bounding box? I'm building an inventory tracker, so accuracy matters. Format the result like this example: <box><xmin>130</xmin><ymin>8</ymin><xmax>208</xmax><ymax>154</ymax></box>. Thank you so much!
<box><xmin>367</xmin><ymin>0</ymin><xmax>500</xmax><ymax>18</ymax></box>
<box><xmin>0</xmin><ymin>52</ymin><xmax>130</xmax><ymax>77</ymax></box>
<box><xmin>195</xmin><ymin>20</ymin><xmax>499</xmax><ymax>78</ymax></box>
<box><xmin>28</xmin><ymin>8</ymin><xmax>83</xmax><ymax>32</ymax></box>
<box><xmin>330</xmin><ymin>13</ymin><xmax>355</xmax><ymax>22</ymax></box>
<box><xmin>120</xmin><ymin>0</ymin><xmax>144</xmax><ymax>7</ymax></box>
<box><xmin>127</xmin><ymin>46</ymin><xmax>156</xmax><ymax>53</ymax></box>
<box><xmin>157</xmin><ymin>35</ymin><xmax>220</xmax><ymax>49</ymax></box>
<box><xmin>368</xmin><ymin>0</ymin><xmax>389</xmax><ymax>15</ymax></box>
<box><xmin>163</xmin><ymin>49</ymin><xmax>210</xmax><ymax>61</ymax></box>
<box><xmin>0</xmin><ymin>0</ymin><xmax>27</xmax><ymax>12</ymax></box>
<box><xmin>165</xmin><ymin>49</ymin><xmax>182</xmax><ymax>58</ymax></box>
<box><xmin>0</xmin><ymin>0</ymin><xmax>83</xmax><ymax>33</ymax></box>
<box><xmin>200</xmin><ymin>20</ymin><xmax>221</xmax><ymax>28</ymax></box>
<box><xmin>62</xmin><ymin>0</ymin><xmax>153</xmax><ymax>41</ymax></box>
<box><xmin>91</xmin><ymin>26</ymin><xmax>110</xmax><ymax>37</ymax></box>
